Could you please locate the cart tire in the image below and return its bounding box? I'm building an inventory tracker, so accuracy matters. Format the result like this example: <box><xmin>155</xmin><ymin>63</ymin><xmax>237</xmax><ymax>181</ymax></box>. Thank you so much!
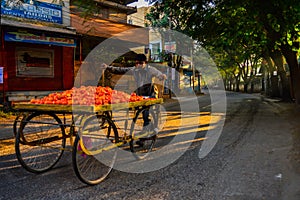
<box><xmin>129</xmin><ymin>108</ymin><xmax>157</xmax><ymax>159</ymax></box>
<box><xmin>72</xmin><ymin>114</ymin><xmax>118</xmax><ymax>185</ymax></box>
<box><xmin>13</xmin><ymin>113</ymin><xmax>30</xmax><ymax>137</ymax></box>
<box><xmin>15</xmin><ymin>112</ymin><xmax>66</xmax><ymax>173</ymax></box>
<box><xmin>13</xmin><ymin>115</ymin><xmax>21</xmax><ymax>137</ymax></box>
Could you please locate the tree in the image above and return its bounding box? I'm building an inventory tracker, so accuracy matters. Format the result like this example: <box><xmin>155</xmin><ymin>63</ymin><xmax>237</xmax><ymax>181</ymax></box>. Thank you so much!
<box><xmin>248</xmin><ymin>0</ymin><xmax>299</xmax><ymax>102</ymax></box>
<box><xmin>146</xmin><ymin>0</ymin><xmax>299</xmax><ymax>103</ymax></box>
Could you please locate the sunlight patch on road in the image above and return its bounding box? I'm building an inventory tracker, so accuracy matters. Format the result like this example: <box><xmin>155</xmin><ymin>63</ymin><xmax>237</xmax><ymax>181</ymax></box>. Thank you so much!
<box><xmin>159</xmin><ymin>111</ymin><xmax>223</xmax><ymax>139</ymax></box>
<box><xmin>0</xmin><ymin>138</ymin><xmax>15</xmax><ymax>156</ymax></box>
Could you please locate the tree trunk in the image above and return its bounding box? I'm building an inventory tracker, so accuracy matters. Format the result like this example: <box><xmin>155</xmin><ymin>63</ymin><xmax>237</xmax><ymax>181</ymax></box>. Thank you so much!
<box><xmin>244</xmin><ymin>83</ymin><xmax>248</xmax><ymax>93</ymax></box>
<box><xmin>270</xmin><ymin>50</ymin><xmax>291</xmax><ymax>101</ymax></box>
<box><xmin>229</xmin><ymin>78</ymin><xmax>234</xmax><ymax>91</ymax></box>
<box><xmin>250</xmin><ymin>81</ymin><xmax>254</xmax><ymax>93</ymax></box>
<box><xmin>270</xmin><ymin>75</ymin><xmax>280</xmax><ymax>97</ymax></box>
<box><xmin>264</xmin><ymin>56</ymin><xmax>280</xmax><ymax>97</ymax></box>
<box><xmin>235</xmin><ymin>77</ymin><xmax>240</xmax><ymax>92</ymax></box>
<box><xmin>261</xmin><ymin>66</ymin><xmax>265</xmax><ymax>93</ymax></box>
<box><xmin>266</xmin><ymin>73</ymin><xmax>271</xmax><ymax>96</ymax></box>
<box><xmin>261</xmin><ymin>76</ymin><xmax>265</xmax><ymax>92</ymax></box>
<box><xmin>174</xmin><ymin>55</ymin><xmax>182</xmax><ymax>94</ymax></box>
<box><xmin>281</xmin><ymin>44</ymin><xmax>300</xmax><ymax>104</ymax></box>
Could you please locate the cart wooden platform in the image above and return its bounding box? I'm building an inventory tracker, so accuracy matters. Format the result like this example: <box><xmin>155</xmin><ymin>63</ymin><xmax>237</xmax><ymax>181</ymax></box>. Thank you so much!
<box><xmin>13</xmin><ymin>98</ymin><xmax>163</xmax><ymax>185</ymax></box>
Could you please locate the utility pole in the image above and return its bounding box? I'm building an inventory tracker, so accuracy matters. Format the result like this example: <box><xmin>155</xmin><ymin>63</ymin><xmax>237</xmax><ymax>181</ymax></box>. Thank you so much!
<box><xmin>191</xmin><ymin>49</ymin><xmax>195</xmax><ymax>91</ymax></box>
<box><xmin>167</xmin><ymin>14</ymin><xmax>172</xmax><ymax>98</ymax></box>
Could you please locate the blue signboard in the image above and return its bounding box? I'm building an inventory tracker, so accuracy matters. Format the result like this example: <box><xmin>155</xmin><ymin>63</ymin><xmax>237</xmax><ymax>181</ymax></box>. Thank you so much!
<box><xmin>1</xmin><ymin>0</ymin><xmax>62</xmax><ymax>24</ymax></box>
<box><xmin>4</xmin><ymin>31</ymin><xmax>76</xmax><ymax>47</ymax></box>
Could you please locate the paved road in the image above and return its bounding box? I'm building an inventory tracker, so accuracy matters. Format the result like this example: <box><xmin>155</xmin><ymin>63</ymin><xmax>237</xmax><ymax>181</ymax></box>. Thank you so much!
<box><xmin>0</xmin><ymin>91</ymin><xmax>300</xmax><ymax>199</ymax></box>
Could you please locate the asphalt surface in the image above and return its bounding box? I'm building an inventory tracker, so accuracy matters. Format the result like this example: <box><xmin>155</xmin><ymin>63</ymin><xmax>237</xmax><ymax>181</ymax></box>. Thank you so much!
<box><xmin>0</xmin><ymin>91</ymin><xmax>300</xmax><ymax>199</ymax></box>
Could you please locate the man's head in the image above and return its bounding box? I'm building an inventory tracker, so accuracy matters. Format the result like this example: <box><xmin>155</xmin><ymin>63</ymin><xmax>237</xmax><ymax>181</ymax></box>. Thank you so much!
<box><xmin>135</xmin><ymin>54</ymin><xmax>147</xmax><ymax>68</ymax></box>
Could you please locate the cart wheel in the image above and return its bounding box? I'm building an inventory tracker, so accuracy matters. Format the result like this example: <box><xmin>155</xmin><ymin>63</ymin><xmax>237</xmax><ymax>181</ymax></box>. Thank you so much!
<box><xmin>13</xmin><ymin>113</ymin><xmax>30</xmax><ymax>137</ymax></box>
<box><xmin>15</xmin><ymin>112</ymin><xmax>66</xmax><ymax>173</ymax></box>
<box><xmin>129</xmin><ymin>108</ymin><xmax>157</xmax><ymax>159</ymax></box>
<box><xmin>13</xmin><ymin>115</ymin><xmax>21</xmax><ymax>137</ymax></box>
<box><xmin>72</xmin><ymin>114</ymin><xmax>118</xmax><ymax>185</ymax></box>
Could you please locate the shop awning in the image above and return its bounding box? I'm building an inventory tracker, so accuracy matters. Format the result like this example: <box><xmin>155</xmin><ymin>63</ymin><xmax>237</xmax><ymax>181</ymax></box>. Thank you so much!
<box><xmin>1</xmin><ymin>18</ymin><xmax>77</xmax><ymax>36</ymax></box>
<box><xmin>70</xmin><ymin>14</ymin><xmax>149</xmax><ymax>45</ymax></box>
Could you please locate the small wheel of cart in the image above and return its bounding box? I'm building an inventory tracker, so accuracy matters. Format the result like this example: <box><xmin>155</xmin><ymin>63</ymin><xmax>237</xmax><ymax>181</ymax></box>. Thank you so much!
<box><xmin>129</xmin><ymin>107</ymin><xmax>158</xmax><ymax>159</ymax></box>
<box><xmin>72</xmin><ymin>114</ymin><xmax>119</xmax><ymax>185</ymax></box>
<box><xmin>15</xmin><ymin>112</ymin><xmax>66</xmax><ymax>173</ymax></box>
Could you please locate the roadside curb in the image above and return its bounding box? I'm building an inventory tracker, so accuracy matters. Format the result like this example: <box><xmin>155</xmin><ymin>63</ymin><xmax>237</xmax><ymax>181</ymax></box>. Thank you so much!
<box><xmin>259</xmin><ymin>94</ymin><xmax>294</xmax><ymax>111</ymax></box>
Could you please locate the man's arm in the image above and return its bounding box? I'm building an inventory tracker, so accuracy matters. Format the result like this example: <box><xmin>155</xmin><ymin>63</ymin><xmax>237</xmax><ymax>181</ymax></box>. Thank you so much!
<box><xmin>102</xmin><ymin>63</ymin><xmax>133</xmax><ymax>74</ymax></box>
<box><xmin>148</xmin><ymin>66</ymin><xmax>167</xmax><ymax>80</ymax></box>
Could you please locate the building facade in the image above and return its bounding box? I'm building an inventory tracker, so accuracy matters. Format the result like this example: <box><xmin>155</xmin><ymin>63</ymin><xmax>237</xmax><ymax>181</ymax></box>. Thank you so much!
<box><xmin>0</xmin><ymin>0</ymin><xmax>140</xmax><ymax>103</ymax></box>
<box><xmin>0</xmin><ymin>0</ymin><xmax>77</xmax><ymax>102</ymax></box>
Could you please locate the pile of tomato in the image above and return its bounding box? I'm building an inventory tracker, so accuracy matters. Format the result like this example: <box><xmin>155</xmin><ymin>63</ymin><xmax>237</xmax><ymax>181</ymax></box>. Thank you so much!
<box><xmin>29</xmin><ymin>86</ymin><xmax>154</xmax><ymax>105</ymax></box>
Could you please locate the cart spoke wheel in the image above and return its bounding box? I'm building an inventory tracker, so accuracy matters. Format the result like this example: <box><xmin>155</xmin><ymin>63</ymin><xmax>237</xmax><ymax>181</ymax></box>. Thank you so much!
<box><xmin>72</xmin><ymin>115</ymin><xmax>118</xmax><ymax>185</ymax></box>
<box><xmin>130</xmin><ymin>108</ymin><xmax>157</xmax><ymax>160</ymax></box>
<box><xmin>15</xmin><ymin>112</ymin><xmax>66</xmax><ymax>173</ymax></box>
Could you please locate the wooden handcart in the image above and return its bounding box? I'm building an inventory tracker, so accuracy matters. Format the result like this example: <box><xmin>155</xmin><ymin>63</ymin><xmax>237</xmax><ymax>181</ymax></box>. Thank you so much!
<box><xmin>12</xmin><ymin>98</ymin><xmax>163</xmax><ymax>185</ymax></box>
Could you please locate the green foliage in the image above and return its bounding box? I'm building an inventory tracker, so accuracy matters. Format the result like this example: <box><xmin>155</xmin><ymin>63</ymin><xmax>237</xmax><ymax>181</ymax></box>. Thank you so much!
<box><xmin>146</xmin><ymin>0</ymin><xmax>299</xmax><ymax>80</ymax></box>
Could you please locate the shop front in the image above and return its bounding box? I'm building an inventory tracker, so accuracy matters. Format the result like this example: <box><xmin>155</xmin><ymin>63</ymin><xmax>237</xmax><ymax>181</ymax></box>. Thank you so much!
<box><xmin>0</xmin><ymin>0</ymin><xmax>76</xmax><ymax>103</ymax></box>
<box><xmin>0</xmin><ymin>23</ymin><xmax>76</xmax><ymax>103</ymax></box>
